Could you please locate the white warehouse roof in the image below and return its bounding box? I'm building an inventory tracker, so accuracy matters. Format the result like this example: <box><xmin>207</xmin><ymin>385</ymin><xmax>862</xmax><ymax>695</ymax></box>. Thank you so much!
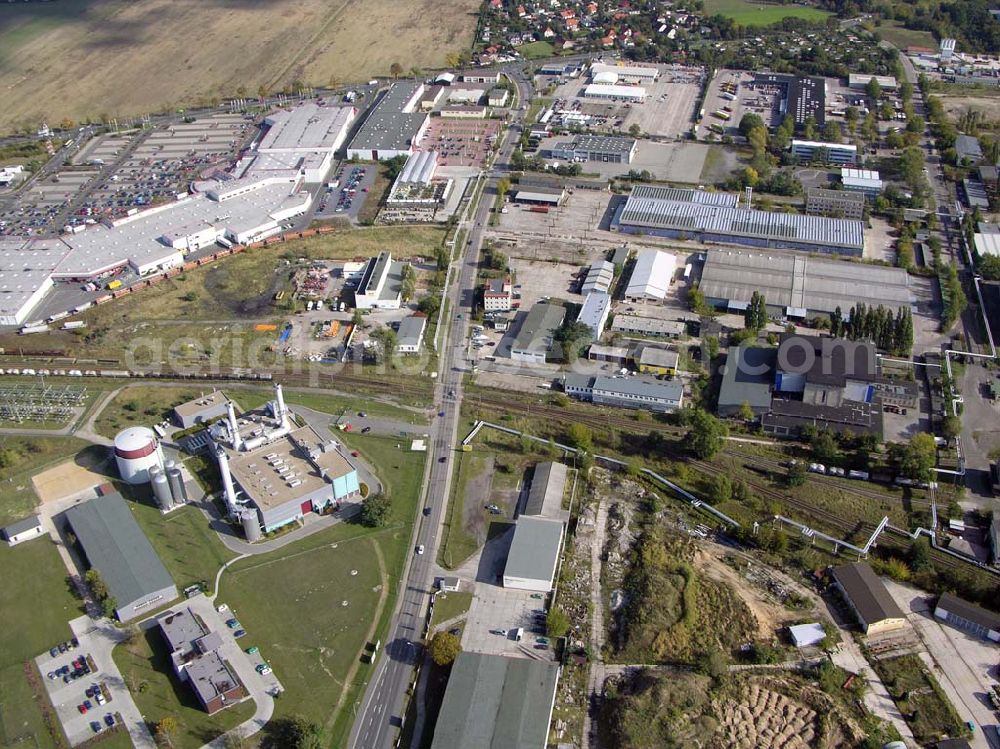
<box><xmin>974</xmin><ymin>232</ymin><xmax>1000</xmax><ymax>257</ymax></box>
<box><xmin>590</xmin><ymin>62</ymin><xmax>659</xmax><ymax>80</ymax></box>
<box><xmin>841</xmin><ymin>168</ymin><xmax>883</xmax><ymax>189</ymax></box>
<box><xmin>397</xmin><ymin>151</ymin><xmax>438</xmax><ymax>185</ymax></box>
<box><xmin>260</xmin><ymin>103</ymin><xmax>355</xmax><ymax>152</ymax></box>
<box><xmin>584</xmin><ymin>83</ymin><xmax>646</xmax><ymax>100</ymax></box>
<box><xmin>625</xmin><ymin>249</ymin><xmax>676</xmax><ymax>301</ymax></box>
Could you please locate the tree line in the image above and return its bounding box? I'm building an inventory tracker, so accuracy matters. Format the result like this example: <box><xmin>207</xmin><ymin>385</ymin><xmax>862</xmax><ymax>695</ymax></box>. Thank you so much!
<box><xmin>829</xmin><ymin>303</ymin><xmax>913</xmax><ymax>355</ymax></box>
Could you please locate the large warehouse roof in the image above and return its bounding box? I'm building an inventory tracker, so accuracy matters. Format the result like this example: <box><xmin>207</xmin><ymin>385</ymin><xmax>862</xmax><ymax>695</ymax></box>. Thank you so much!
<box><xmin>347</xmin><ymin>82</ymin><xmax>428</xmax><ymax>153</ymax></box>
<box><xmin>699</xmin><ymin>250</ymin><xmax>911</xmax><ymax>314</ymax></box>
<box><xmin>624</xmin><ymin>249</ymin><xmax>676</xmax><ymax>300</ymax></box>
<box><xmin>523</xmin><ymin>461</ymin><xmax>568</xmax><ymax>519</ymax></box>
<box><xmin>831</xmin><ymin>561</ymin><xmax>904</xmax><ymax>626</ymax></box>
<box><xmin>630</xmin><ymin>184</ymin><xmax>738</xmax><ymax>208</ymax></box>
<box><xmin>431</xmin><ymin>652</ymin><xmax>559</xmax><ymax>749</ymax></box>
<box><xmin>503</xmin><ymin>516</ymin><xmax>563</xmax><ymax>585</ymax></box>
<box><xmin>617</xmin><ymin>193</ymin><xmax>864</xmax><ymax>252</ymax></box>
<box><xmin>260</xmin><ymin>103</ymin><xmax>354</xmax><ymax>152</ymax></box>
<box><xmin>64</xmin><ymin>492</ymin><xmax>175</xmax><ymax>608</ymax></box>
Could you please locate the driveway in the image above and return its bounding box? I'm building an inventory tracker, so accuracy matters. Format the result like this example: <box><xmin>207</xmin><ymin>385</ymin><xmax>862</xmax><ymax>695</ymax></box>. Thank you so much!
<box><xmin>883</xmin><ymin>579</ymin><xmax>998</xmax><ymax>748</ymax></box>
<box><xmin>35</xmin><ymin>615</ymin><xmax>155</xmax><ymax>748</ymax></box>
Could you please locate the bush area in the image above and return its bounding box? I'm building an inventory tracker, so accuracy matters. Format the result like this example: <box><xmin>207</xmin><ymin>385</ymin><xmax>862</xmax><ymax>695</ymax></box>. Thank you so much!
<box><xmin>614</xmin><ymin>526</ymin><xmax>757</xmax><ymax>664</ymax></box>
<box><xmin>873</xmin><ymin>654</ymin><xmax>967</xmax><ymax>745</ymax></box>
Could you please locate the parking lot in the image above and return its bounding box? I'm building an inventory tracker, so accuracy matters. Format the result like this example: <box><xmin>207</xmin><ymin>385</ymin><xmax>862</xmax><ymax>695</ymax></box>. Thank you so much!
<box><xmin>35</xmin><ymin>621</ymin><xmax>144</xmax><ymax>747</ymax></box>
<box><xmin>697</xmin><ymin>69</ymin><xmax>777</xmax><ymax>140</ymax></box>
<box><xmin>313</xmin><ymin>163</ymin><xmax>377</xmax><ymax>222</ymax></box>
<box><xmin>418</xmin><ymin>118</ymin><xmax>500</xmax><ymax>168</ymax></box>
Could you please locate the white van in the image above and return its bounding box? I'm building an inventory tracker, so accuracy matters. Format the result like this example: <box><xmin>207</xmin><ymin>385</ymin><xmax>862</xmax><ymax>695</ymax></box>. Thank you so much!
<box><xmin>514</xmin><ymin>628</ymin><xmax>524</xmax><ymax>642</ymax></box>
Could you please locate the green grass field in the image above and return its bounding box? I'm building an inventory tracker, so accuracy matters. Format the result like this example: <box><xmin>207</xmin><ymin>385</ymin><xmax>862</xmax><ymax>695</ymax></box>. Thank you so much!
<box><xmin>0</xmin><ymin>435</ymin><xmax>91</xmax><ymax>526</ymax></box>
<box><xmin>874</xmin><ymin>654</ymin><xmax>965</xmax><ymax>744</ymax></box>
<box><xmin>219</xmin><ymin>432</ymin><xmax>425</xmax><ymax>746</ymax></box>
<box><xmin>877</xmin><ymin>21</ymin><xmax>937</xmax><ymax>50</ymax></box>
<box><xmin>701</xmin><ymin>0</ymin><xmax>831</xmax><ymax>25</ymax></box>
<box><xmin>438</xmin><ymin>450</ymin><xmax>489</xmax><ymax>569</ymax></box>
<box><xmin>520</xmin><ymin>41</ymin><xmax>555</xmax><ymax>59</ymax></box>
<box><xmin>429</xmin><ymin>591</ymin><xmax>473</xmax><ymax>630</ymax></box>
<box><xmin>0</xmin><ymin>539</ymin><xmax>83</xmax><ymax>748</ymax></box>
<box><xmin>114</xmin><ymin>629</ymin><xmax>255</xmax><ymax>749</ymax></box>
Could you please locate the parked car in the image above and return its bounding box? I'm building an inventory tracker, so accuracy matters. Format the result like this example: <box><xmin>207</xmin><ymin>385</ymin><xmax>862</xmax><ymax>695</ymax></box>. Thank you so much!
<box><xmin>104</xmin><ymin>714</ymin><xmax>115</xmax><ymax>728</ymax></box>
<box><xmin>255</xmin><ymin>663</ymin><xmax>271</xmax><ymax>674</ymax></box>
<box><xmin>233</xmin><ymin>629</ymin><xmax>247</xmax><ymax>639</ymax></box>
<box><xmin>90</xmin><ymin>721</ymin><xmax>102</xmax><ymax>733</ymax></box>
<box><xmin>226</xmin><ymin>619</ymin><xmax>240</xmax><ymax>629</ymax></box>
<box><xmin>416</xmin><ymin>545</ymin><xmax>425</xmax><ymax>555</ymax></box>
<box><xmin>246</xmin><ymin>646</ymin><xmax>259</xmax><ymax>655</ymax></box>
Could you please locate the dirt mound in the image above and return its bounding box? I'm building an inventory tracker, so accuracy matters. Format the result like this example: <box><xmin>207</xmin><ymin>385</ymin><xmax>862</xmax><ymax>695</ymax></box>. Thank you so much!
<box><xmin>717</xmin><ymin>682</ymin><xmax>817</xmax><ymax>749</ymax></box>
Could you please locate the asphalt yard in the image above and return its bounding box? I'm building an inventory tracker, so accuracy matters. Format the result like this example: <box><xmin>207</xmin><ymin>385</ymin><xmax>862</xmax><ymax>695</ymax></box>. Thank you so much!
<box><xmin>419</xmin><ymin>119</ymin><xmax>500</xmax><ymax>167</ymax></box>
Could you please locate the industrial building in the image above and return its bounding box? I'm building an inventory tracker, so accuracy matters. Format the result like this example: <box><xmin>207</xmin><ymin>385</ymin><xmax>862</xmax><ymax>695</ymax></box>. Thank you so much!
<box><xmin>430</xmin><ymin>653</ymin><xmax>560</xmax><ymax>749</ymax></box>
<box><xmin>509</xmin><ymin>302</ymin><xmax>566</xmax><ymax>364</ymax></box>
<box><xmin>502</xmin><ymin>516</ymin><xmax>564</xmax><ymax>591</ymax></box>
<box><xmin>610</xmin><ymin>314</ymin><xmax>686</xmax><ymax>338</ymax></box>
<box><xmin>346</xmin><ymin>82</ymin><xmax>430</xmax><ymax>160</ymax></box>
<box><xmin>157</xmin><ymin>607</ymin><xmax>246</xmax><ymax>714</ymax></box>
<box><xmin>974</xmin><ymin>231</ymin><xmax>1000</xmax><ymax>258</ymax></box>
<box><xmin>841</xmin><ymin>168</ymin><xmax>883</xmax><ymax>199</ymax></box>
<box><xmin>381</xmin><ymin>151</ymin><xmax>452</xmax><ymax>222</ymax></box>
<box><xmin>1</xmin><ymin>515</ymin><xmax>43</xmax><ymax>546</ymax></box>
<box><xmin>510</xmin><ymin>184</ymin><xmax>565</xmax><ymax>207</ymax></box>
<box><xmin>582</xmin><ymin>83</ymin><xmax>647</xmax><ymax>102</ymax></box>
<box><xmin>590</xmin><ymin>62</ymin><xmax>660</xmax><ymax>84</ymax></box>
<box><xmin>255</xmin><ymin>103</ymin><xmax>355</xmax><ymax>182</ymax></box>
<box><xmin>546</xmin><ymin>135</ymin><xmax>637</xmax><ymax>164</ymax></box>
<box><xmin>699</xmin><ymin>250</ymin><xmax>911</xmax><ymax>318</ymax></box>
<box><xmin>848</xmin><ymin>74</ymin><xmax>898</xmax><ymax>91</ymax></box>
<box><xmin>830</xmin><ymin>562</ymin><xmax>906</xmax><ymax>635</ymax></box>
<box><xmin>522</xmin><ymin>462</ymin><xmax>568</xmax><ymax>519</ymax></box>
<box><xmin>581</xmin><ymin>260</ymin><xmax>614</xmax><ymax>295</ymax></box>
<box><xmin>114</xmin><ymin>426</ymin><xmax>165</xmax><ymax>484</ymax></box>
<box><xmin>63</xmin><ymin>492</ymin><xmax>178</xmax><ymax>622</ymax></box>
<box><xmin>211</xmin><ymin>383</ymin><xmax>361</xmax><ymax>534</ymax></box>
<box><xmin>956</xmin><ymin>134</ymin><xmax>984</xmax><ymax>164</ymax></box>
<box><xmin>612</xmin><ymin>186</ymin><xmax>864</xmax><ymax>255</ymax></box>
<box><xmin>717</xmin><ymin>345</ymin><xmax>777</xmax><ymax>417</ymax></box>
<box><xmin>933</xmin><ymin>592</ymin><xmax>1000</xmax><ymax>642</ymax></box>
<box><xmin>790</xmin><ymin>139</ymin><xmax>857</xmax><ymax>165</ymax></box>
<box><xmin>588</xmin><ymin>343</ymin><xmax>629</xmax><ymax>364</ymax></box>
<box><xmin>577</xmin><ymin>292</ymin><xmax>611</xmax><ymax>339</ymax></box>
<box><xmin>483</xmin><ymin>276</ymin><xmax>513</xmax><ymax>312</ymax></box>
<box><xmin>396</xmin><ymin>314</ymin><xmax>427</xmax><ymax>354</ymax></box>
<box><xmin>754</xmin><ymin>73</ymin><xmax>826</xmax><ymax>127</ymax></box>
<box><xmin>623</xmin><ymin>248</ymin><xmax>677</xmax><ymax>302</ymax></box>
<box><xmin>173</xmin><ymin>391</ymin><xmax>231</xmax><ymax>429</ymax></box>
<box><xmin>354</xmin><ymin>252</ymin><xmax>405</xmax><ymax>309</ymax></box>
<box><xmin>563</xmin><ymin>374</ymin><xmax>683</xmax><ymax>413</ymax></box>
<box><xmin>636</xmin><ymin>345</ymin><xmax>678</xmax><ymax>376</ymax></box>
<box><xmin>806</xmin><ymin>188</ymin><xmax>865</xmax><ymax>220</ymax></box>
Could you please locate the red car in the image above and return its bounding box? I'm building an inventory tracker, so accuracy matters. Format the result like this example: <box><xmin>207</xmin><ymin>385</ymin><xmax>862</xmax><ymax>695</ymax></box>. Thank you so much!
<box><xmin>351</xmin><ymin>451</ymin><xmax>360</xmax><ymax>458</ymax></box>
<box><xmin>78</xmin><ymin>704</ymin><xmax>88</xmax><ymax>714</ymax></box>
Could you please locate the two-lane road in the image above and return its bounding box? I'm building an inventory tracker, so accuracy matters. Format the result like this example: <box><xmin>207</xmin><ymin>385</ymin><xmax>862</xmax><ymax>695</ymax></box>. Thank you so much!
<box><xmin>348</xmin><ymin>64</ymin><xmax>534</xmax><ymax>749</ymax></box>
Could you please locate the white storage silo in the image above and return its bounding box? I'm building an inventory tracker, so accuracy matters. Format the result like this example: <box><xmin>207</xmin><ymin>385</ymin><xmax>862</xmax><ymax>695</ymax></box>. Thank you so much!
<box><xmin>114</xmin><ymin>426</ymin><xmax>164</xmax><ymax>484</ymax></box>
<box><xmin>166</xmin><ymin>466</ymin><xmax>188</xmax><ymax>504</ymax></box>
<box><xmin>241</xmin><ymin>510</ymin><xmax>262</xmax><ymax>542</ymax></box>
<box><xmin>149</xmin><ymin>465</ymin><xmax>173</xmax><ymax>511</ymax></box>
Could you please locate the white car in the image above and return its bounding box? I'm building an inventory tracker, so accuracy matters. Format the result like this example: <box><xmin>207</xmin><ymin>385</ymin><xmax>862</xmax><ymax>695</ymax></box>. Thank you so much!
<box><xmin>416</xmin><ymin>545</ymin><xmax>425</xmax><ymax>555</ymax></box>
<box><xmin>217</xmin><ymin>604</ymin><xmax>229</xmax><ymax>613</ymax></box>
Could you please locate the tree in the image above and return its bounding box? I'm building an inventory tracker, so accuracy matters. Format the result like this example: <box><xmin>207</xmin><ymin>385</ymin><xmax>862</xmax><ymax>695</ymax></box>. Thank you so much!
<box><xmin>744</xmin><ymin>291</ymin><xmax>767</xmax><ymax>331</ymax></box>
<box><xmin>368</xmin><ymin>326</ymin><xmax>397</xmax><ymax>363</ymax></box>
<box><xmin>565</xmin><ymin>423</ymin><xmax>593</xmax><ymax>452</ymax></box>
<box><xmin>359</xmin><ymin>493</ymin><xmax>391</xmax><ymax>527</ymax></box>
<box><xmin>553</xmin><ymin>320</ymin><xmax>593</xmax><ymax>363</ymax></box>
<box><xmin>738</xmin><ymin>400</ymin><xmax>755</xmax><ymax>423</ymax></box>
<box><xmin>155</xmin><ymin>717</ymin><xmax>179</xmax><ymax>748</ymax></box>
<box><xmin>546</xmin><ymin>606</ymin><xmax>571</xmax><ymax>638</ymax></box>
<box><xmin>910</xmin><ymin>537</ymin><xmax>933</xmax><ymax>574</ymax></box>
<box><xmin>786</xmin><ymin>460</ymin><xmax>806</xmax><ymax>487</ymax></box>
<box><xmin>625</xmin><ymin>458</ymin><xmax>642</xmax><ymax>478</ymax></box>
<box><xmin>694</xmin><ymin>647</ymin><xmax>728</xmax><ymax>681</ymax></box>
<box><xmin>685</xmin><ymin>408</ymin><xmax>727</xmax><ymax>460</ymax></box>
<box><xmin>496</xmin><ymin>177</ymin><xmax>511</xmax><ymax>201</ymax></box>
<box><xmin>389</xmin><ymin>62</ymin><xmax>403</xmax><ymax>80</ymax></box>
<box><xmin>400</xmin><ymin>264</ymin><xmax>416</xmax><ymax>302</ymax></box>
<box><xmin>896</xmin><ymin>433</ymin><xmax>937</xmax><ymax>482</ymax></box>
<box><xmin>941</xmin><ymin>415</ymin><xmax>961</xmax><ymax>445</ymax></box>
<box><xmin>865</xmin><ymin>76</ymin><xmax>882</xmax><ymax>102</ymax></box>
<box><xmin>739</xmin><ymin>112</ymin><xmax>765</xmax><ymax>139</ymax></box>
<box><xmin>628</xmin><ymin>123</ymin><xmax>641</xmax><ymax>138</ymax></box>
<box><xmin>822</xmin><ymin>121</ymin><xmax>842</xmax><ymax>144</ymax></box>
<box><xmin>429</xmin><ymin>631</ymin><xmax>461</xmax><ymax>665</ymax></box>
<box><xmin>711</xmin><ymin>474</ymin><xmax>732</xmax><ymax>504</ymax></box>
<box><xmin>811</xmin><ymin>430</ymin><xmax>839</xmax><ymax>464</ymax></box>
<box><xmin>85</xmin><ymin>569</ymin><xmax>108</xmax><ymax>600</ymax></box>
<box><xmin>417</xmin><ymin>294</ymin><xmax>440</xmax><ymax>317</ymax></box>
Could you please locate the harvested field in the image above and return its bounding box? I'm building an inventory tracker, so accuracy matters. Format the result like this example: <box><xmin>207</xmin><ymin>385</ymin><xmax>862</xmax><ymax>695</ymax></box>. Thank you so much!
<box><xmin>0</xmin><ymin>0</ymin><xmax>479</xmax><ymax>131</ymax></box>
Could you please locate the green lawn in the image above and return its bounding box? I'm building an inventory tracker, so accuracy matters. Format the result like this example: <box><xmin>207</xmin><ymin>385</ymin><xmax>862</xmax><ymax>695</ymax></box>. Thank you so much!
<box><xmin>219</xmin><ymin>433</ymin><xmax>426</xmax><ymax>747</ymax></box>
<box><xmin>701</xmin><ymin>0</ymin><xmax>830</xmax><ymax>25</ymax></box>
<box><xmin>438</xmin><ymin>450</ymin><xmax>489</xmax><ymax>569</ymax></box>
<box><xmin>117</xmin><ymin>482</ymin><xmax>238</xmax><ymax>595</ymax></box>
<box><xmin>283</xmin><ymin>388</ymin><xmax>429</xmax><ymax>426</ymax></box>
<box><xmin>520</xmin><ymin>41</ymin><xmax>555</xmax><ymax>59</ymax></box>
<box><xmin>429</xmin><ymin>591</ymin><xmax>473</xmax><ymax>630</ymax></box>
<box><xmin>114</xmin><ymin>629</ymin><xmax>255</xmax><ymax>749</ymax></box>
<box><xmin>0</xmin><ymin>538</ymin><xmax>84</xmax><ymax>748</ymax></box>
<box><xmin>0</xmin><ymin>435</ymin><xmax>90</xmax><ymax>526</ymax></box>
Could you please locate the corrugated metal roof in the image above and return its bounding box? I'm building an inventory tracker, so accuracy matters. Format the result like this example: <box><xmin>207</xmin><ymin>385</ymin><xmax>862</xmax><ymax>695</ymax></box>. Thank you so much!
<box><xmin>624</xmin><ymin>249</ymin><xmax>676</xmax><ymax>300</ymax></box>
<box><xmin>700</xmin><ymin>250</ymin><xmax>910</xmax><ymax>313</ymax></box>
<box><xmin>431</xmin><ymin>653</ymin><xmax>559</xmax><ymax>749</ymax></box>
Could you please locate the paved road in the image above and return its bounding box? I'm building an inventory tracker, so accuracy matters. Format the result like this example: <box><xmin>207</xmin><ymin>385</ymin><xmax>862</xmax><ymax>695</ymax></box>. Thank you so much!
<box><xmin>347</xmin><ymin>64</ymin><xmax>535</xmax><ymax>749</ymax></box>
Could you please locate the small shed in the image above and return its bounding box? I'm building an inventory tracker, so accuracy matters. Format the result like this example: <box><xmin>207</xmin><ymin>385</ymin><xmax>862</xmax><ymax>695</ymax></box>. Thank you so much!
<box><xmin>1</xmin><ymin>515</ymin><xmax>44</xmax><ymax>546</ymax></box>
<box><xmin>788</xmin><ymin>622</ymin><xmax>826</xmax><ymax>648</ymax></box>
